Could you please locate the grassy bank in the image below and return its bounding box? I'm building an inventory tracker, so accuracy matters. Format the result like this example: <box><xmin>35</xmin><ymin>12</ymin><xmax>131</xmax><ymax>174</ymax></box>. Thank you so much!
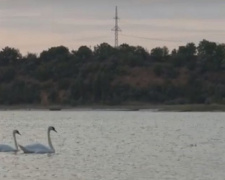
<box><xmin>1</xmin><ymin>103</ymin><xmax>225</xmax><ymax>112</ymax></box>
<box><xmin>154</xmin><ymin>104</ymin><xmax>225</xmax><ymax>112</ymax></box>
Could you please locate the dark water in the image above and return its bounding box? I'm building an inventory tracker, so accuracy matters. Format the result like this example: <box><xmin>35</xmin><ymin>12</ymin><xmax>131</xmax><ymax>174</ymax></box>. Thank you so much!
<box><xmin>0</xmin><ymin>110</ymin><xmax>225</xmax><ymax>180</ymax></box>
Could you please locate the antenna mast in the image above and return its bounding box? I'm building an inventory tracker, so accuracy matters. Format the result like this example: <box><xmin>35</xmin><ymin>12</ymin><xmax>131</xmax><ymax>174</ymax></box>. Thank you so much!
<box><xmin>112</xmin><ymin>6</ymin><xmax>121</xmax><ymax>48</ymax></box>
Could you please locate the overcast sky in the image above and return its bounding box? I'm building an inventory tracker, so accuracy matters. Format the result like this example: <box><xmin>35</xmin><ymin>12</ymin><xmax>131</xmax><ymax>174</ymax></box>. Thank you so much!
<box><xmin>0</xmin><ymin>0</ymin><xmax>225</xmax><ymax>54</ymax></box>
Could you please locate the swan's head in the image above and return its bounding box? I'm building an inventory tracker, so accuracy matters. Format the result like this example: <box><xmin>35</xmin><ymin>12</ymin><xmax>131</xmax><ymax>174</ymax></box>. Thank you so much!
<box><xmin>49</xmin><ymin>126</ymin><xmax>57</xmax><ymax>133</ymax></box>
<box><xmin>13</xmin><ymin>130</ymin><xmax>21</xmax><ymax>135</ymax></box>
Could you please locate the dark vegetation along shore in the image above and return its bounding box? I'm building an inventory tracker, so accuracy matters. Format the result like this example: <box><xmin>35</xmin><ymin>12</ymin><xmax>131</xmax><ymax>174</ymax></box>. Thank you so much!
<box><xmin>0</xmin><ymin>39</ymin><xmax>225</xmax><ymax>111</ymax></box>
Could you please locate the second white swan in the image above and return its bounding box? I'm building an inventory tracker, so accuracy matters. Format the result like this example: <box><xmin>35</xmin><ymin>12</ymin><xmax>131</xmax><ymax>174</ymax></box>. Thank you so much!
<box><xmin>19</xmin><ymin>126</ymin><xmax>57</xmax><ymax>154</ymax></box>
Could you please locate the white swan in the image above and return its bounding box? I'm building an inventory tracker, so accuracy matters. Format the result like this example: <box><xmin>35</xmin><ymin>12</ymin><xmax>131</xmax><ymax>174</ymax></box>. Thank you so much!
<box><xmin>0</xmin><ymin>130</ymin><xmax>21</xmax><ymax>152</ymax></box>
<box><xmin>19</xmin><ymin>126</ymin><xmax>57</xmax><ymax>154</ymax></box>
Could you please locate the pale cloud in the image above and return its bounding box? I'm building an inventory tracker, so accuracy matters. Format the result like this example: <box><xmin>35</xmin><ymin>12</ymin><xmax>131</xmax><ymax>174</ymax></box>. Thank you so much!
<box><xmin>122</xmin><ymin>18</ymin><xmax>225</xmax><ymax>33</ymax></box>
<box><xmin>119</xmin><ymin>17</ymin><xmax>225</xmax><ymax>51</ymax></box>
<box><xmin>0</xmin><ymin>27</ymin><xmax>113</xmax><ymax>54</ymax></box>
<box><xmin>0</xmin><ymin>29</ymin><xmax>64</xmax><ymax>53</ymax></box>
<box><xmin>56</xmin><ymin>17</ymin><xmax>112</xmax><ymax>26</ymax></box>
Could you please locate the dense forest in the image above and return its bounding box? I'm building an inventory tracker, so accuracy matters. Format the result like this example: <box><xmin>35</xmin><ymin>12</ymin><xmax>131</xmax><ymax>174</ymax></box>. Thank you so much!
<box><xmin>0</xmin><ymin>39</ymin><xmax>225</xmax><ymax>106</ymax></box>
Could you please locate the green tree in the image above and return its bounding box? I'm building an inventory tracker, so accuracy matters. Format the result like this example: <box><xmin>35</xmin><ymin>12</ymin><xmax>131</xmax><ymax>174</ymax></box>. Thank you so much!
<box><xmin>173</xmin><ymin>43</ymin><xmax>197</xmax><ymax>68</ymax></box>
<box><xmin>150</xmin><ymin>46</ymin><xmax>169</xmax><ymax>61</ymax></box>
<box><xmin>0</xmin><ymin>47</ymin><xmax>22</xmax><ymax>65</ymax></box>
<box><xmin>94</xmin><ymin>43</ymin><xmax>115</xmax><ymax>61</ymax></box>
<box><xmin>197</xmin><ymin>40</ymin><xmax>224</xmax><ymax>71</ymax></box>
<box><xmin>198</xmin><ymin>39</ymin><xmax>217</xmax><ymax>57</ymax></box>
<box><xmin>40</xmin><ymin>46</ymin><xmax>70</xmax><ymax>61</ymax></box>
<box><xmin>25</xmin><ymin>53</ymin><xmax>38</xmax><ymax>61</ymax></box>
<box><xmin>75</xmin><ymin>46</ymin><xmax>93</xmax><ymax>60</ymax></box>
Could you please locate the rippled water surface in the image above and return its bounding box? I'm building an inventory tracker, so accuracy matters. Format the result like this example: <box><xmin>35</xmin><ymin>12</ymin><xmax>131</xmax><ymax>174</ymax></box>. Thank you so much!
<box><xmin>1</xmin><ymin>110</ymin><xmax>225</xmax><ymax>180</ymax></box>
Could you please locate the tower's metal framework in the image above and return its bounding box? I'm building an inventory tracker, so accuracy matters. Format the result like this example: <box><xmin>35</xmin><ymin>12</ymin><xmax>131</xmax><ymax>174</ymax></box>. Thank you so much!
<box><xmin>112</xmin><ymin>6</ymin><xmax>121</xmax><ymax>48</ymax></box>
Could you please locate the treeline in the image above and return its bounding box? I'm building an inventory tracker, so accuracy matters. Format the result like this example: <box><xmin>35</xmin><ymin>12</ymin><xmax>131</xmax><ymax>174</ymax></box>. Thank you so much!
<box><xmin>0</xmin><ymin>39</ymin><xmax>225</xmax><ymax>105</ymax></box>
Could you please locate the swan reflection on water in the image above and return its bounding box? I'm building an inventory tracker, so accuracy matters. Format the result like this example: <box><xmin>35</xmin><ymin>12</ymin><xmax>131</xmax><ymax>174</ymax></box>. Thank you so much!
<box><xmin>0</xmin><ymin>130</ymin><xmax>21</xmax><ymax>152</ymax></box>
<box><xmin>19</xmin><ymin>126</ymin><xmax>57</xmax><ymax>154</ymax></box>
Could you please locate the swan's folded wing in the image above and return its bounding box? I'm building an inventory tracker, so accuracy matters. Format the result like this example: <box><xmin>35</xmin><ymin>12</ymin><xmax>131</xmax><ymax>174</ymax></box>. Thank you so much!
<box><xmin>0</xmin><ymin>144</ymin><xmax>15</xmax><ymax>152</ymax></box>
<box><xmin>19</xmin><ymin>143</ymin><xmax>51</xmax><ymax>153</ymax></box>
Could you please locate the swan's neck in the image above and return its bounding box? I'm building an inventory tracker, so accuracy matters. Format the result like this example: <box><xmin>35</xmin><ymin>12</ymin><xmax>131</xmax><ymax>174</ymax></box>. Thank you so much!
<box><xmin>13</xmin><ymin>133</ymin><xmax>18</xmax><ymax>151</ymax></box>
<box><xmin>48</xmin><ymin>130</ymin><xmax>55</xmax><ymax>153</ymax></box>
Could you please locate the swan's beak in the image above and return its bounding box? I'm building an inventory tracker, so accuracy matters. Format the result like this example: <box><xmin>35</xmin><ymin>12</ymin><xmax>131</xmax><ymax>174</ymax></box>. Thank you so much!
<box><xmin>17</xmin><ymin>132</ymin><xmax>21</xmax><ymax>135</ymax></box>
<box><xmin>53</xmin><ymin>129</ymin><xmax>57</xmax><ymax>133</ymax></box>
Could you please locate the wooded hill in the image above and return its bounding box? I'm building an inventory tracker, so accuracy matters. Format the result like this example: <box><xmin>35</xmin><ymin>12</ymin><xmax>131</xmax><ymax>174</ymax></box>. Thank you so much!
<box><xmin>0</xmin><ymin>39</ymin><xmax>225</xmax><ymax>106</ymax></box>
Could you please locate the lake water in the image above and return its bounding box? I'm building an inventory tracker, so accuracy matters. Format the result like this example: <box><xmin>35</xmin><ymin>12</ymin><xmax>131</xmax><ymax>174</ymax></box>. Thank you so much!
<box><xmin>0</xmin><ymin>110</ymin><xmax>225</xmax><ymax>180</ymax></box>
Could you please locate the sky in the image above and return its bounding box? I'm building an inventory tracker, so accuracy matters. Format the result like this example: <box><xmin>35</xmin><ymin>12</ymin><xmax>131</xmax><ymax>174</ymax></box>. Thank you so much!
<box><xmin>0</xmin><ymin>0</ymin><xmax>225</xmax><ymax>54</ymax></box>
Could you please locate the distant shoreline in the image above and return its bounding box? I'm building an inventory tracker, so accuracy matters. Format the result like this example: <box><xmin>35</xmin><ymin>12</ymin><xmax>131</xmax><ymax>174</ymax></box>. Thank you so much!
<box><xmin>1</xmin><ymin>104</ymin><xmax>225</xmax><ymax>112</ymax></box>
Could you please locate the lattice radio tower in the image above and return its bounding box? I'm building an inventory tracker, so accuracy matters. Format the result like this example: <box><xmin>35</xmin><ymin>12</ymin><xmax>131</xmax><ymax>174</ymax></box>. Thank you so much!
<box><xmin>112</xmin><ymin>6</ymin><xmax>121</xmax><ymax>48</ymax></box>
